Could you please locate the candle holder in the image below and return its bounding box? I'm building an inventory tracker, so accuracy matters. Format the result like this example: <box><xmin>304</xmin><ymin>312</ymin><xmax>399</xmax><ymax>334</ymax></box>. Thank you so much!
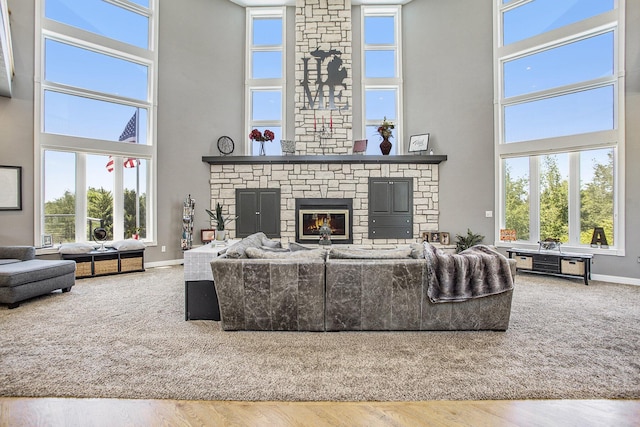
<box><xmin>314</xmin><ymin>126</ymin><xmax>333</xmax><ymax>155</ymax></box>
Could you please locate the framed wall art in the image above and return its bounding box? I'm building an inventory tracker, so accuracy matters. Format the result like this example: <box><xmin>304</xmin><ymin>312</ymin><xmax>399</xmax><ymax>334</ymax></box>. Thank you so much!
<box><xmin>439</xmin><ymin>232</ymin><xmax>450</xmax><ymax>245</ymax></box>
<box><xmin>0</xmin><ymin>165</ymin><xmax>22</xmax><ymax>211</ymax></box>
<box><xmin>201</xmin><ymin>229</ymin><xmax>216</xmax><ymax>243</ymax></box>
<box><xmin>408</xmin><ymin>134</ymin><xmax>430</xmax><ymax>153</ymax></box>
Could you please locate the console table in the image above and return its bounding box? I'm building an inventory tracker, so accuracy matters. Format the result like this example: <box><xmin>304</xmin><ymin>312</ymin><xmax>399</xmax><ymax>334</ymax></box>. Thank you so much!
<box><xmin>507</xmin><ymin>248</ymin><xmax>592</xmax><ymax>285</ymax></box>
<box><xmin>183</xmin><ymin>240</ymin><xmax>238</xmax><ymax>320</ymax></box>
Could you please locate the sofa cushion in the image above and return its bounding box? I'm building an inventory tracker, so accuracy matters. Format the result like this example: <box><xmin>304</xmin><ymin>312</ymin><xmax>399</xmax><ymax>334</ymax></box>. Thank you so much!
<box><xmin>225</xmin><ymin>232</ymin><xmax>270</xmax><ymax>258</ymax></box>
<box><xmin>245</xmin><ymin>247</ymin><xmax>326</xmax><ymax>259</ymax></box>
<box><xmin>260</xmin><ymin>236</ymin><xmax>282</xmax><ymax>248</ymax></box>
<box><xmin>409</xmin><ymin>243</ymin><xmax>424</xmax><ymax>259</ymax></box>
<box><xmin>0</xmin><ymin>259</ymin><xmax>76</xmax><ymax>287</ymax></box>
<box><xmin>288</xmin><ymin>242</ymin><xmax>315</xmax><ymax>252</ymax></box>
<box><xmin>0</xmin><ymin>259</ymin><xmax>21</xmax><ymax>266</ymax></box>
<box><xmin>0</xmin><ymin>246</ymin><xmax>36</xmax><ymax>261</ymax></box>
<box><xmin>58</xmin><ymin>242</ymin><xmax>96</xmax><ymax>254</ymax></box>
<box><xmin>260</xmin><ymin>246</ymin><xmax>290</xmax><ymax>253</ymax></box>
<box><xmin>111</xmin><ymin>239</ymin><xmax>146</xmax><ymax>251</ymax></box>
<box><xmin>329</xmin><ymin>247</ymin><xmax>413</xmax><ymax>259</ymax></box>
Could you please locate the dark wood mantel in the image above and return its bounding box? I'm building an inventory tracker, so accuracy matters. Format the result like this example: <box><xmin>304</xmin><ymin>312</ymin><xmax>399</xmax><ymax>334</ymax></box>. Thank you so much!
<box><xmin>202</xmin><ymin>154</ymin><xmax>447</xmax><ymax>165</ymax></box>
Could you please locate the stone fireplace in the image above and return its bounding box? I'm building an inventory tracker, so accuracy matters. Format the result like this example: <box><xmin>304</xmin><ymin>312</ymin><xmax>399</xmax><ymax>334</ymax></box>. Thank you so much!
<box><xmin>295</xmin><ymin>198</ymin><xmax>353</xmax><ymax>244</ymax></box>
<box><xmin>203</xmin><ymin>156</ymin><xmax>445</xmax><ymax>246</ymax></box>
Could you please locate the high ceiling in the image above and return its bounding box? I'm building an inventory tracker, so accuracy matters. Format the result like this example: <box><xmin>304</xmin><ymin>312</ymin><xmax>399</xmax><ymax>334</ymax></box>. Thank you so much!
<box><xmin>228</xmin><ymin>0</ymin><xmax>412</xmax><ymax>6</ymax></box>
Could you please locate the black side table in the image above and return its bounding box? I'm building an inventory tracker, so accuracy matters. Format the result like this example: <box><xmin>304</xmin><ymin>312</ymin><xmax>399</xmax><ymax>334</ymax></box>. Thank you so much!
<box><xmin>185</xmin><ymin>280</ymin><xmax>220</xmax><ymax>321</ymax></box>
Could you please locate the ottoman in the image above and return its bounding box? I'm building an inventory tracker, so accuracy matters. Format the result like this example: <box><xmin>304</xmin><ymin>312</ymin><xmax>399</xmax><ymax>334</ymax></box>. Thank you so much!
<box><xmin>0</xmin><ymin>258</ymin><xmax>76</xmax><ymax>309</ymax></box>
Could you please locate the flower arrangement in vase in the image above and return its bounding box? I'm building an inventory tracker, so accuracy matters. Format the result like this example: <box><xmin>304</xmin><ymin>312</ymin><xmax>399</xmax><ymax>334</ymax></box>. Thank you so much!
<box><xmin>377</xmin><ymin>117</ymin><xmax>395</xmax><ymax>155</ymax></box>
<box><xmin>249</xmin><ymin>129</ymin><xmax>275</xmax><ymax>156</ymax></box>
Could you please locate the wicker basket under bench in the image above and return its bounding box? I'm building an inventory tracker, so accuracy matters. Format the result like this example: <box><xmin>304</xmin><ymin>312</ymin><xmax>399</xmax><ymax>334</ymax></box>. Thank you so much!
<box><xmin>62</xmin><ymin>249</ymin><xmax>145</xmax><ymax>279</ymax></box>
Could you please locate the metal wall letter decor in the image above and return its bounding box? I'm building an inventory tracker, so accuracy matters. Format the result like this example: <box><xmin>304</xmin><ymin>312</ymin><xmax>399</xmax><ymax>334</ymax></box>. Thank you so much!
<box><xmin>301</xmin><ymin>47</ymin><xmax>349</xmax><ymax>112</ymax></box>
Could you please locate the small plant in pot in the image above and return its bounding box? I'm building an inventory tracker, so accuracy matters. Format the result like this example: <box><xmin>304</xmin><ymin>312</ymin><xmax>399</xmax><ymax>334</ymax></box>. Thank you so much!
<box><xmin>206</xmin><ymin>203</ymin><xmax>237</xmax><ymax>241</ymax></box>
<box><xmin>455</xmin><ymin>228</ymin><xmax>485</xmax><ymax>253</ymax></box>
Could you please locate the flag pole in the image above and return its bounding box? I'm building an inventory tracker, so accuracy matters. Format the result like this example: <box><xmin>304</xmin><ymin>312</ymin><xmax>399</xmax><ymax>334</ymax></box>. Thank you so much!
<box><xmin>135</xmin><ymin>108</ymin><xmax>140</xmax><ymax>236</ymax></box>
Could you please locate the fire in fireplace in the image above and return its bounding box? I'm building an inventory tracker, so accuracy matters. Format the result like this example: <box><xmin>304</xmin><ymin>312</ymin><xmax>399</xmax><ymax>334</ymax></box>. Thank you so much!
<box><xmin>295</xmin><ymin>199</ymin><xmax>353</xmax><ymax>244</ymax></box>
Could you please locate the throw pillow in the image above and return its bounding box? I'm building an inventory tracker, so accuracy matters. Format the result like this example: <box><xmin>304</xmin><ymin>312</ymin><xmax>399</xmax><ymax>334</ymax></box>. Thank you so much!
<box><xmin>225</xmin><ymin>232</ymin><xmax>269</xmax><ymax>258</ymax></box>
<box><xmin>260</xmin><ymin>236</ymin><xmax>282</xmax><ymax>248</ymax></box>
<box><xmin>58</xmin><ymin>242</ymin><xmax>96</xmax><ymax>254</ymax></box>
<box><xmin>260</xmin><ymin>246</ymin><xmax>290</xmax><ymax>252</ymax></box>
<box><xmin>409</xmin><ymin>243</ymin><xmax>424</xmax><ymax>259</ymax></box>
<box><xmin>245</xmin><ymin>247</ymin><xmax>326</xmax><ymax>259</ymax></box>
<box><xmin>288</xmin><ymin>242</ymin><xmax>315</xmax><ymax>252</ymax></box>
<box><xmin>111</xmin><ymin>239</ymin><xmax>146</xmax><ymax>251</ymax></box>
<box><xmin>329</xmin><ymin>247</ymin><xmax>412</xmax><ymax>259</ymax></box>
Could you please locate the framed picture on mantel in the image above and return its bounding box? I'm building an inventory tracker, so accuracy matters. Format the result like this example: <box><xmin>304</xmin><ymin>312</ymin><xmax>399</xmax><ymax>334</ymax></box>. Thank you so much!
<box><xmin>408</xmin><ymin>133</ymin><xmax>430</xmax><ymax>153</ymax></box>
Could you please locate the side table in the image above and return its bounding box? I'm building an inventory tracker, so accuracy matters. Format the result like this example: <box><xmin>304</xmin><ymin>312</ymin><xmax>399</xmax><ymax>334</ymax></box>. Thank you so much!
<box><xmin>183</xmin><ymin>240</ymin><xmax>237</xmax><ymax>320</ymax></box>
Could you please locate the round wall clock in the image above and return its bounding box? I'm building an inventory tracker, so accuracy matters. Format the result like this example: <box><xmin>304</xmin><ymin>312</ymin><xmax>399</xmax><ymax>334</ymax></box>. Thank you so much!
<box><xmin>217</xmin><ymin>136</ymin><xmax>234</xmax><ymax>155</ymax></box>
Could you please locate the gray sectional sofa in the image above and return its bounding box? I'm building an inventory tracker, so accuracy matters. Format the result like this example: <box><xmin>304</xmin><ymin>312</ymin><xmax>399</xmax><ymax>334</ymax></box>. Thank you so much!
<box><xmin>210</xmin><ymin>233</ymin><xmax>516</xmax><ymax>332</ymax></box>
<box><xmin>0</xmin><ymin>246</ymin><xmax>76</xmax><ymax>309</ymax></box>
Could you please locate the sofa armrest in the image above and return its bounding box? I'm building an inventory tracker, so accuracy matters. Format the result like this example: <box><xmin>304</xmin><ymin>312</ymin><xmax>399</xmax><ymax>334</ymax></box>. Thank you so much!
<box><xmin>0</xmin><ymin>246</ymin><xmax>36</xmax><ymax>261</ymax></box>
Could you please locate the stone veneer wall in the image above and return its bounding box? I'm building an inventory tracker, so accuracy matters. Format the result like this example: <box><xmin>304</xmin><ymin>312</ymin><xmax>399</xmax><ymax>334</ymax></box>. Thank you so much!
<box><xmin>209</xmin><ymin>162</ymin><xmax>439</xmax><ymax>246</ymax></box>
<box><xmin>295</xmin><ymin>0</ymin><xmax>353</xmax><ymax>155</ymax></box>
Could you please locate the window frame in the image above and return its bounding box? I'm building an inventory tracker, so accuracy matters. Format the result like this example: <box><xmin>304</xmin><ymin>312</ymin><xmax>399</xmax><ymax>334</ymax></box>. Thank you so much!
<box><xmin>34</xmin><ymin>0</ymin><xmax>158</xmax><ymax>246</ymax></box>
<box><xmin>361</xmin><ymin>5</ymin><xmax>403</xmax><ymax>154</ymax></box>
<box><xmin>245</xmin><ymin>7</ymin><xmax>286</xmax><ymax>156</ymax></box>
<box><xmin>493</xmin><ymin>0</ymin><xmax>625</xmax><ymax>256</ymax></box>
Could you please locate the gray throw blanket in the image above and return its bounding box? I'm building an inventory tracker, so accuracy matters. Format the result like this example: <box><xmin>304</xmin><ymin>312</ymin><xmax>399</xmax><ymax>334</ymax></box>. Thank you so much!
<box><xmin>423</xmin><ymin>243</ymin><xmax>514</xmax><ymax>303</ymax></box>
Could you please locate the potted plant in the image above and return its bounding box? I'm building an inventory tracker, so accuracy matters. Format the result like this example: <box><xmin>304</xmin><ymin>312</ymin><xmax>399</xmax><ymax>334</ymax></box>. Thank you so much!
<box><xmin>206</xmin><ymin>203</ymin><xmax>237</xmax><ymax>240</ymax></box>
<box><xmin>454</xmin><ymin>228</ymin><xmax>485</xmax><ymax>253</ymax></box>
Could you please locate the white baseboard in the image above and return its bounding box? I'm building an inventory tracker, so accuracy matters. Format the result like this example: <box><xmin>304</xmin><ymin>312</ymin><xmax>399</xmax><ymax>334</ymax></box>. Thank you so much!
<box><xmin>591</xmin><ymin>274</ymin><xmax>640</xmax><ymax>286</ymax></box>
<box><xmin>144</xmin><ymin>259</ymin><xmax>184</xmax><ymax>269</ymax></box>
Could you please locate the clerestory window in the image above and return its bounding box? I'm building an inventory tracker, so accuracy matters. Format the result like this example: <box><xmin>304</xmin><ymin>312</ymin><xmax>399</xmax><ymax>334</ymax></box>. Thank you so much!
<box><xmin>495</xmin><ymin>0</ymin><xmax>624</xmax><ymax>254</ymax></box>
<box><xmin>35</xmin><ymin>0</ymin><xmax>157</xmax><ymax>245</ymax></box>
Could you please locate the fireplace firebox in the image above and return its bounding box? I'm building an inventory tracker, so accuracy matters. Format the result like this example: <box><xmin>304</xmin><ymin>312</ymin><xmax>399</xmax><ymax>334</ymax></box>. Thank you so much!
<box><xmin>295</xmin><ymin>198</ymin><xmax>353</xmax><ymax>244</ymax></box>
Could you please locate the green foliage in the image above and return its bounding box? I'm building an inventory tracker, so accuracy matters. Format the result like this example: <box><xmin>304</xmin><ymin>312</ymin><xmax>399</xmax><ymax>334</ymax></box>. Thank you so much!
<box><xmin>539</xmin><ymin>155</ymin><xmax>568</xmax><ymax>241</ymax></box>
<box><xmin>206</xmin><ymin>202</ymin><xmax>236</xmax><ymax>231</ymax></box>
<box><xmin>580</xmin><ymin>151</ymin><xmax>614</xmax><ymax>245</ymax></box>
<box><xmin>87</xmin><ymin>187</ymin><xmax>113</xmax><ymax>239</ymax></box>
<box><xmin>44</xmin><ymin>187</ymin><xmax>146</xmax><ymax>243</ymax></box>
<box><xmin>504</xmin><ymin>153</ymin><xmax>614</xmax><ymax>245</ymax></box>
<box><xmin>455</xmin><ymin>229</ymin><xmax>485</xmax><ymax>253</ymax></box>
<box><xmin>124</xmin><ymin>189</ymin><xmax>146</xmax><ymax>238</ymax></box>
<box><xmin>504</xmin><ymin>164</ymin><xmax>530</xmax><ymax>241</ymax></box>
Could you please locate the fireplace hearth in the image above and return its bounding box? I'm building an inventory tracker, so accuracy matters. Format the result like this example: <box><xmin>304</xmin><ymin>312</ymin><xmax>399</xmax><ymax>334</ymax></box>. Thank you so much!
<box><xmin>295</xmin><ymin>198</ymin><xmax>353</xmax><ymax>244</ymax></box>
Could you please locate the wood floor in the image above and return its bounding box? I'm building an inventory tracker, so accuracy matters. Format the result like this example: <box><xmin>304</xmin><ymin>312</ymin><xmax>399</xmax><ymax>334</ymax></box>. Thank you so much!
<box><xmin>1</xmin><ymin>398</ymin><xmax>639</xmax><ymax>426</ymax></box>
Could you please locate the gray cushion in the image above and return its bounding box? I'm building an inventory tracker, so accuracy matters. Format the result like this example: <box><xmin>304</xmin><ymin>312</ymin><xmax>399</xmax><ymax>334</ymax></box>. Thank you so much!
<box><xmin>288</xmin><ymin>242</ymin><xmax>315</xmax><ymax>252</ymax></box>
<box><xmin>58</xmin><ymin>242</ymin><xmax>96</xmax><ymax>254</ymax></box>
<box><xmin>409</xmin><ymin>243</ymin><xmax>424</xmax><ymax>259</ymax></box>
<box><xmin>329</xmin><ymin>247</ymin><xmax>413</xmax><ymax>259</ymax></box>
<box><xmin>0</xmin><ymin>246</ymin><xmax>36</xmax><ymax>261</ymax></box>
<box><xmin>0</xmin><ymin>259</ymin><xmax>76</xmax><ymax>287</ymax></box>
<box><xmin>245</xmin><ymin>247</ymin><xmax>326</xmax><ymax>259</ymax></box>
<box><xmin>111</xmin><ymin>239</ymin><xmax>146</xmax><ymax>251</ymax></box>
<box><xmin>260</xmin><ymin>236</ymin><xmax>282</xmax><ymax>248</ymax></box>
<box><xmin>260</xmin><ymin>246</ymin><xmax>290</xmax><ymax>253</ymax></box>
<box><xmin>0</xmin><ymin>259</ymin><xmax>21</xmax><ymax>266</ymax></box>
<box><xmin>225</xmin><ymin>232</ymin><xmax>269</xmax><ymax>258</ymax></box>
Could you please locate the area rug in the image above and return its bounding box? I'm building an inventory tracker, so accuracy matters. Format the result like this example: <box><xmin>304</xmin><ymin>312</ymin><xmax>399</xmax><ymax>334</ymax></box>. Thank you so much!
<box><xmin>1</xmin><ymin>265</ymin><xmax>638</xmax><ymax>401</ymax></box>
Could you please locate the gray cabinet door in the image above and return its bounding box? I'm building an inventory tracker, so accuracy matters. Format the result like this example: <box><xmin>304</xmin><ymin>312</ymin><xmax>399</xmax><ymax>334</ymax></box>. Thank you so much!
<box><xmin>235</xmin><ymin>189</ymin><xmax>281</xmax><ymax>238</ymax></box>
<box><xmin>368</xmin><ymin>178</ymin><xmax>413</xmax><ymax>239</ymax></box>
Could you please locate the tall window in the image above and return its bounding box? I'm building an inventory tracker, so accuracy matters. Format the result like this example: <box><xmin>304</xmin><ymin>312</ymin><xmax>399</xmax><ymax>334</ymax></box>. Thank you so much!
<box><xmin>496</xmin><ymin>0</ymin><xmax>623</xmax><ymax>253</ymax></box>
<box><xmin>362</xmin><ymin>6</ymin><xmax>402</xmax><ymax>155</ymax></box>
<box><xmin>36</xmin><ymin>0</ymin><xmax>156</xmax><ymax>244</ymax></box>
<box><xmin>246</xmin><ymin>8</ymin><xmax>285</xmax><ymax>156</ymax></box>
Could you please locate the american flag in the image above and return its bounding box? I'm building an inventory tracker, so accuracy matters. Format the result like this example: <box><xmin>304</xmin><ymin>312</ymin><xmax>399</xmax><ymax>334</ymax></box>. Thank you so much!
<box><xmin>106</xmin><ymin>111</ymin><xmax>139</xmax><ymax>172</ymax></box>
